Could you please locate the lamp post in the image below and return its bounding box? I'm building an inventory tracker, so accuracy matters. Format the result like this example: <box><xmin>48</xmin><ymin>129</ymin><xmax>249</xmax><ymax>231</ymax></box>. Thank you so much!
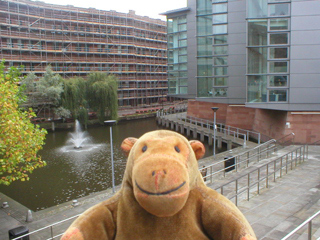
<box><xmin>104</xmin><ymin>120</ymin><xmax>117</xmax><ymax>193</ymax></box>
<box><xmin>211</xmin><ymin>107</ymin><xmax>219</xmax><ymax>157</ymax></box>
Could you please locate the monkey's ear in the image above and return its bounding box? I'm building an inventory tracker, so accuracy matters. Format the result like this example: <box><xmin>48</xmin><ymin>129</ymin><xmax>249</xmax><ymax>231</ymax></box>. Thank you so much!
<box><xmin>189</xmin><ymin>140</ymin><xmax>205</xmax><ymax>160</ymax></box>
<box><xmin>121</xmin><ymin>137</ymin><xmax>138</xmax><ymax>156</ymax></box>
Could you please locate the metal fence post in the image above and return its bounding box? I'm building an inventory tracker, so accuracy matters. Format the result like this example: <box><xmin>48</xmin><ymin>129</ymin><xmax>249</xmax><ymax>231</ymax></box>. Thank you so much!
<box><xmin>247</xmin><ymin>174</ymin><xmax>250</xmax><ymax>201</ymax></box>
<box><xmin>235</xmin><ymin>179</ymin><xmax>238</xmax><ymax>206</ymax></box>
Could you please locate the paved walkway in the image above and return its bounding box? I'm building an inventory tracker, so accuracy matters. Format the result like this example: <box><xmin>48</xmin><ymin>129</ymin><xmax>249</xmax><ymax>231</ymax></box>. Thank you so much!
<box><xmin>238</xmin><ymin>146</ymin><xmax>320</xmax><ymax>239</ymax></box>
<box><xmin>1</xmin><ymin>135</ymin><xmax>319</xmax><ymax>239</ymax></box>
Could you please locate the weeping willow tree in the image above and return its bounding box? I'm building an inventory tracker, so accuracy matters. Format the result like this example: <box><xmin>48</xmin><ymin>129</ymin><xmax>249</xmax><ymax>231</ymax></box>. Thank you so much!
<box><xmin>87</xmin><ymin>72</ymin><xmax>118</xmax><ymax>124</ymax></box>
<box><xmin>61</xmin><ymin>77</ymin><xmax>88</xmax><ymax>125</ymax></box>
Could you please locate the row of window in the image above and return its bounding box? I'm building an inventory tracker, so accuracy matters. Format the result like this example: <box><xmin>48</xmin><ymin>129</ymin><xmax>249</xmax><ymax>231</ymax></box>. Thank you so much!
<box><xmin>247</xmin><ymin>0</ymin><xmax>290</xmax><ymax>103</ymax></box>
<box><xmin>197</xmin><ymin>0</ymin><xmax>229</xmax><ymax>98</ymax></box>
<box><xmin>248</xmin><ymin>1</ymin><xmax>291</xmax><ymax>18</ymax></box>
<box><xmin>167</xmin><ymin>15</ymin><xmax>188</xmax><ymax>95</ymax></box>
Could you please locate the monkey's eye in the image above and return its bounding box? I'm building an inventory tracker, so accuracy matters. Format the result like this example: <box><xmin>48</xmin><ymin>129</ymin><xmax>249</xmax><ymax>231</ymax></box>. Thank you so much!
<box><xmin>174</xmin><ymin>146</ymin><xmax>180</xmax><ymax>153</ymax></box>
<box><xmin>142</xmin><ymin>145</ymin><xmax>147</xmax><ymax>152</ymax></box>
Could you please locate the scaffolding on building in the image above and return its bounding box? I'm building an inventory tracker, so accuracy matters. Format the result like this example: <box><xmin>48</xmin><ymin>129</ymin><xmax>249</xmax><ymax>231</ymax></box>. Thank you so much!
<box><xmin>0</xmin><ymin>0</ymin><xmax>168</xmax><ymax>107</ymax></box>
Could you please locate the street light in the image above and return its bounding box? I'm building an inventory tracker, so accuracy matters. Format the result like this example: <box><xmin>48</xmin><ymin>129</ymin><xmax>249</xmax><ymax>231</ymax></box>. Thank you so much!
<box><xmin>104</xmin><ymin>120</ymin><xmax>117</xmax><ymax>193</ymax></box>
<box><xmin>211</xmin><ymin>107</ymin><xmax>219</xmax><ymax>157</ymax></box>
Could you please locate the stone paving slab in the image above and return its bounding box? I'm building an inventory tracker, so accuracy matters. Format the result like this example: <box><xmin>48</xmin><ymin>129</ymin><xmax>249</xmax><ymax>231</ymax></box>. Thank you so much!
<box><xmin>1</xmin><ymin>146</ymin><xmax>319</xmax><ymax>240</ymax></box>
<box><xmin>237</xmin><ymin>154</ymin><xmax>320</xmax><ymax>239</ymax></box>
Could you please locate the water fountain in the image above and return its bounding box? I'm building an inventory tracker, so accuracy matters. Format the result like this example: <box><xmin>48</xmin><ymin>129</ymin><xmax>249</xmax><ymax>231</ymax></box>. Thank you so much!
<box><xmin>67</xmin><ymin>120</ymin><xmax>90</xmax><ymax>149</ymax></box>
<box><xmin>61</xmin><ymin>120</ymin><xmax>102</xmax><ymax>153</ymax></box>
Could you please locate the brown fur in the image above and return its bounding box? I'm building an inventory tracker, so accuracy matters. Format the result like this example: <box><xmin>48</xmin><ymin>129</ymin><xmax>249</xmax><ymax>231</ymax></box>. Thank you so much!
<box><xmin>61</xmin><ymin>130</ymin><xmax>256</xmax><ymax>240</ymax></box>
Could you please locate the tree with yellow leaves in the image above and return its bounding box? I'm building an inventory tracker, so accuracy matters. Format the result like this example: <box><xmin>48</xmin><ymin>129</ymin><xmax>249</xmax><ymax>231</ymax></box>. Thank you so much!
<box><xmin>0</xmin><ymin>62</ymin><xmax>47</xmax><ymax>185</ymax></box>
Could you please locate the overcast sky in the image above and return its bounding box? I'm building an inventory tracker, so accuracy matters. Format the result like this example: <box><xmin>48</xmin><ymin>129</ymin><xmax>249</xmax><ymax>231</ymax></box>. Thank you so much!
<box><xmin>40</xmin><ymin>0</ymin><xmax>187</xmax><ymax>20</ymax></box>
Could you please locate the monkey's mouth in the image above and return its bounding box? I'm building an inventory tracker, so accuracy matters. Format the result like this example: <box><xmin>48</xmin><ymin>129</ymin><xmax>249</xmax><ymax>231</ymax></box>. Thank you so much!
<box><xmin>135</xmin><ymin>181</ymin><xmax>186</xmax><ymax>196</ymax></box>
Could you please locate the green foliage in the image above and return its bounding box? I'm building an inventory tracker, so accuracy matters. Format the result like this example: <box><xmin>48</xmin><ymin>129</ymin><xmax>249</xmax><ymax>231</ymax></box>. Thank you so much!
<box><xmin>87</xmin><ymin>72</ymin><xmax>118</xmax><ymax>124</ymax></box>
<box><xmin>20</xmin><ymin>72</ymin><xmax>38</xmax><ymax>108</ymax></box>
<box><xmin>37</xmin><ymin>65</ymin><xmax>64</xmax><ymax>106</ymax></box>
<box><xmin>61</xmin><ymin>77</ymin><xmax>87</xmax><ymax>124</ymax></box>
<box><xmin>54</xmin><ymin>106</ymin><xmax>71</xmax><ymax>119</ymax></box>
<box><xmin>0</xmin><ymin>62</ymin><xmax>47</xmax><ymax>185</ymax></box>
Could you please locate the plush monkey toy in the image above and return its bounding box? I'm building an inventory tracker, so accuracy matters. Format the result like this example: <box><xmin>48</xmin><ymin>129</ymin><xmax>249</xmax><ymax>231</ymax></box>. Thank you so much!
<box><xmin>61</xmin><ymin>130</ymin><xmax>256</xmax><ymax>240</ymax></box>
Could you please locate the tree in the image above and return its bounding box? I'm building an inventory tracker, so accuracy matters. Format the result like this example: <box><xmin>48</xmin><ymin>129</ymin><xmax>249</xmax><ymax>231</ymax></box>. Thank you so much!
<box><xmin>0</xmin><ymin>62</ymin><xmax>47</xmax><ymax>185</ymax></box>
<box><xmin>36</xmin><ymin>65</ymin><xmax>70</xmax><ymax>119</ymax></box>
<box><xmin>20</xmin><ymin>72</ymin><xmax>38</xmax><ymax>109</ymax></box>
<box><xmin>61</xmin><ymin>77</ymin><xmax>87</xmax><ymax>125</ymax></box>
<box><xmin>87</xmin><ymin>72</ymin><xmax>118</xmax><ymax>124</ymax></box>
<box><xmin>37</xmin><ymin>65</ymin><xmax>64</xmax><ymax>106</ymax></box>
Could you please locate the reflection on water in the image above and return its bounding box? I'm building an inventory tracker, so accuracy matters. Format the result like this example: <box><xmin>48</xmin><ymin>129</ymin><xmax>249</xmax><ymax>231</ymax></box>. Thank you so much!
<box><xmin>0</xmin><ymin>118</ymin><xmax>218</xmax><ymax>211</ymax></box>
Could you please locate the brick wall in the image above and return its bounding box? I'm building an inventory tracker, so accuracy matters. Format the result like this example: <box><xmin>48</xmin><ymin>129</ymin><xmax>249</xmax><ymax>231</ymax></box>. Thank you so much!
<box><xmin>187</xmin><ymin>100</ymin><xmax>228</xmax><ymax>124</ymax></box>
<box><xmin>285</xmin><ymin>113</ymin><xmax>320</xmax><ymax>144</ymax></box>
<box><xmin>252</xmin><ymin>109</ymin><xmax>287</xmax><ymax>141</ymax></box>
<box><xmin>187</xmin><ymin>100</ymin><xmax>320</xmax><ymax>144</ymax></box>
<box><xmin>225</xmin><ymin>106</ymin><xmax>255</xmax><ymax>130</ymax></box>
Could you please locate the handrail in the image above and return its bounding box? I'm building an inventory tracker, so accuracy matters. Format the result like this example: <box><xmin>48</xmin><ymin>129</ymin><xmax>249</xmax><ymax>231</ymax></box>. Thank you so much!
<box><xmin>213</xmin><ymin>145</ymin><xmax>307</xmax><ymax>206</ymax></box>
<box><xmin>276</xmin><ymin>132</ymin><xmax>295</xmax><ymax>147</ymax></box>
<box><xmin>11</xmin><ymin>144</ymin><xmax>307</xmax><ymax>240</ymax></box>
<box><xmin>200</xmin><ymin>139</ymin><xmax>277</xmax><ymax>183</ymax></box>
<box><xmin>281</xmin><ymin>210</ymin><xmax>320</xmax><ymax>240</ymax></box>
<box><xmin>170</xmin><ymin>113</ymin><xmax>249</xmax><ymax>146</ymax></box>
<box><xmin>12</xmin><ymin>214</ymin><xmax>80</xmax><ymax>240</ymax></box>
<box><xmin>184</xmin><ymin>115</ymin><xmax>261</xmax><ymax>144</ymax></box>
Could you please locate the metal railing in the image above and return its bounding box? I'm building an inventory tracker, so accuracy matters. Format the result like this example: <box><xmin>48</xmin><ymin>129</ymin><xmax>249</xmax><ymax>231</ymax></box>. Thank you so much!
<box><xmin>12</xmin><ymin>214</ymin><xmax>80</xmax><ymax>240</ymax></box>
<box><xmin>200</xmin><ymin>139</ymin><xmax>277</xmax><ymax>183</ymax></box>
<box><xmin>212</xmin><ymin>145</ymin><xmax>306</xmax><ymax>206</ymax></box>
<box><xmin>275</xmin><ymin>132</ymin><xmax>295</xmax><ymax>148</ymax></box>
<box><xmin>157</xmin><ymin>111</ymin><xmax>260</xmax><ymax>146</ymax></box>
<box><xmin>182</xmin><ymin>115</ymin><xmax>261</xmax><ymax>144</ymax></box>
<box><xmin>281</xmin><ymin>210</ymin><xmax>320</xmax><ymax>240</ymax></box>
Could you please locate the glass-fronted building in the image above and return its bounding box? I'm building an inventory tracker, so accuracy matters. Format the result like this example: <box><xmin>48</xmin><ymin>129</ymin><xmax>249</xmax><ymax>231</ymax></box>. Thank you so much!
<box><xmin>162</xmin><ymin>0</ymin><xmax>320</xmax><ymax>143</ymax></box>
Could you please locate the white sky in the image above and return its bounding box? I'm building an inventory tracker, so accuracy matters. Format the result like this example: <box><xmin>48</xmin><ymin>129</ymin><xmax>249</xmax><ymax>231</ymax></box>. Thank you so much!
<box><xmin>40</xmin><ymin>0</ymin><xmax>187</xmax><ymax>20</ymax></box>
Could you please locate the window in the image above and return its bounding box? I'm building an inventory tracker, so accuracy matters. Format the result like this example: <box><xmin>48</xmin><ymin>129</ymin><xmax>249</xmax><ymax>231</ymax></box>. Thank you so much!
<box><xmin>247</xmin><ymin>75</ymin><xmax>267</xmax><ymax>102</ymax></box>
<box><xmin>197</xmin><ymin>36</ymin><xmax>213</xmax><ymax>56</ymax></box>
<box><xmin>197</xmin><ymin>16</ymin><xmax>212</xmax><ymax>36</ymax></box>
<box><xmin>213</xmin><ymin>46</ymin><xmax>228</xmax><ymax>55</ymax></box>
<box><xmin>179</xmin><ymin>39</ymin><xmax>187</xmax><ymax>47</ymax></box>
<box><xmin>197</xmin><ymin>77</ymin><xmax>213</xmax><ymax>97</ymax></box>
<box><xmin>248</xmin><ymin>20</ymin><xmax>268</xmax><ymax>46</ymax></box>
<box><xmin>214</xmin><ymin>56</ymin><xmax>228</xmax><ymax>65</ymax></box>
<box><xmin>198</xmin><ymin>58</ymin><xmax>212</xmax><ymax>76</ymax></box>
<box><xmin>213</xmin><ymin>24</ymin><xmax>227</xmax><ymax>34</ymax></box>
<box><xmin>197</xmin><ymin>0</ymin><xmax>211</xmax><ymax>15</ymax></box>
<box><xmin>213</xmin><ymin>14</ymin><xmax>227</xmax><ymax>24</ymax></box>
<box><xmin>269</xmin><ymin>18</ymin><xmax>289</xmax><ymax>31</ymax></box>
<box><xmin>269</xmin><ymin>89</ymin><xmax>287</xmax><ymax>101</ymax></box>
<box><xmin>212</xmin><ymin>3</ymin><xmax>227</xmax><ymax>13</ymax></box>
<box><xmin>213</xmin><ymin>87</ymin><xmax>227</xmax><ymax>97</ymax></box>
<box><xmin>269</xmin><ymin>75</ymin><xmax>288</xmax><ymax>87</ymax></box>
<box><xmin>214</xmin><ymin>77</ymin><xmax>227</xmax><ymax>86</ymax></box>
<box><xmin>248</xmin><ymin>47</ymin><xmax>267</xmax><ymax>74</ymax></box>
<box><xmin>269</xmin><ymin>3</ymin><xmax>290</xmax><ymax>16</ymax></box>
<box><xmin>269</xmin><ymin>47</ymin><xmax>288</xmax><ymax>59</ymax></box>
<box><xmin>179</xmin><ymin>55</ymin><xmax>187</xmax><ymax>62</ymax></box>
<box><xmin>269</xmin><ymin>61</ymin><xmax>288</xmax><ymax>73</ymax></box>
<box><xmin>214</xmin><ymin>67</ymin><xmax>227</xmax><ymax>75</ymax></box>
<box><xmin>179</xmin><ymin>23</ymin><xmax>187</xmax><ymax>31</ymax></box>
<box><xmin>269</xmin><ymin>33</ymin><xmax>288</xmax><ymax>45</ymax></box>
<box><xmin>248</xmin><ymin>0</ymin><xmax>267</xmax><ymax>18</ymax></box>
<box><xmin>213</xmin><ymin>35</ymin><xmax>227</xmax><ymax>44</ymax></box>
